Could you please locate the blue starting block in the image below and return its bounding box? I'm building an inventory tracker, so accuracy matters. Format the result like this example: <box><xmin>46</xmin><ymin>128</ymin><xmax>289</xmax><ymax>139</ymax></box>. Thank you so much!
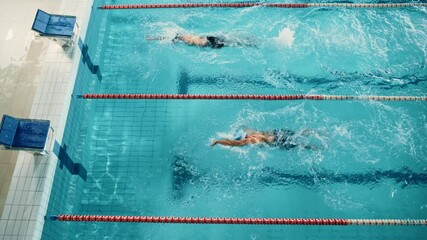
<box><xmin>31</xmin><ymin>9</ymin><xmax>79</xmax><ymax>47</ymax></box>
<box><xmin>0</xmin><ymin>115</ymin><xmax>54</xmax><ymax>155</ymax></box>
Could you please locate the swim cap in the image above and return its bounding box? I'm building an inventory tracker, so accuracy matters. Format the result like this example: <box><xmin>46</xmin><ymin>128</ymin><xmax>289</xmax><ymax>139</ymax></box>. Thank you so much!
<box><xmin>206</xmin><ymin>36</ymin><xmax>225</xmax><ymax>49</ymax></box>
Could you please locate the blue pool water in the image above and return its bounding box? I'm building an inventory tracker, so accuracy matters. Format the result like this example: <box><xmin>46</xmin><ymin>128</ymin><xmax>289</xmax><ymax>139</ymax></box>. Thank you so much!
<box><xmin>42</xmin><ymin>1</ymin><xmax>427</xmax><ymax>239</ymax></box>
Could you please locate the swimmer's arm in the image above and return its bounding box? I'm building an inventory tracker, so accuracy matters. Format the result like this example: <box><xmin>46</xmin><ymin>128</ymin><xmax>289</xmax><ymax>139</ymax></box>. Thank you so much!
<box><xmin>145</xmin><ymin>36</ymin><xmax>167</xmax><ymax>41</ymax></box>
<box><xmin>211</xmin><ymin>136</ymin><xmax>270</xmax><ymax>146</ymax></box>
<box><xmin>147</xmin><ymin>35</ymin><xmax>195</xmax><ymax>45</ymax></box>
<box><xmin>210</xmin><ymin>138</ymin><xmax>253</xmax><ymax>147</ymax></box>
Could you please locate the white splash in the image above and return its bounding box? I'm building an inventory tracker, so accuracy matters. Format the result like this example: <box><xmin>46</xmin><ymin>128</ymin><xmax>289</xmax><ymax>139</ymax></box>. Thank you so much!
<box><xmin>160</xmin><ymin>26</ymin><xmax>182</xmax><ymax>42</ymax></box>
<box><xmin>146</xmin><ymin>22</ymin><xmax>185</xmax><ymax>43</ymax></box>
<box><xmin>216</xmin><ymin>132</ymin><xmax>235</xmax><ymax>140</ymax></box>
<box><xmin>274</xmin><ymin>27</ymin><xmax>295</xmax><ymax>48</ymax></box>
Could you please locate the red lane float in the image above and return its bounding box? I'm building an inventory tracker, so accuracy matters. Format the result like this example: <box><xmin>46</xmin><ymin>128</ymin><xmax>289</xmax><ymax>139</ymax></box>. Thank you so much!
<box><xmin>79</xmin><ymin>94</ymin><xmax>427</xmax><ymax>102</ymax></box>
<box><xmin>98</xmin><ymin>2</ymin><xmax>427</xmax><ymax>9</ymax></box>
<box><xmin>54</xmin><ymin>215</ymin><xmax>427</xmax><ymax>226</ymax></box>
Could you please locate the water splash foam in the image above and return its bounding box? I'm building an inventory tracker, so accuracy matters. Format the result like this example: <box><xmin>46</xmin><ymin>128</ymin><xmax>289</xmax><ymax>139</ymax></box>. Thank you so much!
<box><xmin>274</xmin><ymin>27</ymin><xmax>295</xmax><ymax>48</ymax></box>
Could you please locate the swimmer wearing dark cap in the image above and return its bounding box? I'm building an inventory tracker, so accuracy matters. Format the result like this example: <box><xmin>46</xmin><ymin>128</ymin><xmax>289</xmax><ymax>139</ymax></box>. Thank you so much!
<box><xmin>172</xmin><ymin>34</ymin><xmax>225</xmax><ymax>48</ymax></box>
<box><xmin>147</xmin><ymin>33</ymin><xmax>256</xmax><ymax>48</ymax></box>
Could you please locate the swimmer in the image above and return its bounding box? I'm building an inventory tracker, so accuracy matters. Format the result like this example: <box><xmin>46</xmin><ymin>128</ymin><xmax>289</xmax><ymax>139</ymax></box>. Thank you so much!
<box><xmin>146</xmin><ymin>33</ymin><xmax>257</xmax><ymax>48</ymax></box>
<box><xmin>211</xmin><ymin>128</ymin><xmax>319</xmax><ymax>150</ymax></box>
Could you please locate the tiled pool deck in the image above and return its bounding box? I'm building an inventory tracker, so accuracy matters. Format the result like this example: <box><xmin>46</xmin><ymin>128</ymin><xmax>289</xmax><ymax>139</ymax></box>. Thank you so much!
<box><xmin>0</xmin><ymin>0</ymin><xmax>93</xmax><ymax>239</ymax></box>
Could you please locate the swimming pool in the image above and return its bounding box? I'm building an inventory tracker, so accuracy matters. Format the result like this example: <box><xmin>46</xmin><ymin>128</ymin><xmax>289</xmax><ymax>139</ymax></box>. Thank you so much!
<box><xmin>41</xmin><ymin>0</ymin><xmax>427</xmax><ymax>239</ymax></box>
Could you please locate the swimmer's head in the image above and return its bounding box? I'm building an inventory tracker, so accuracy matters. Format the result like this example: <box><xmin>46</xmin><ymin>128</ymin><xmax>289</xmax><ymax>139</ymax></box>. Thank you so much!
<box><xmin>206</xmin><ymin>36</ymin><xmax>225</xmax><ymax>49</ymax></box>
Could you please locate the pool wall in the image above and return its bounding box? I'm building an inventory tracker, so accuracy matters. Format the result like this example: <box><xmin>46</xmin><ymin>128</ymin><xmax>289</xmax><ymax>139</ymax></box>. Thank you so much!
<box><xmin>0</xmin><ymin>0</ymin><xmax>94</xmax><ymax>239</ymax></box>
<box><xmin>40</xmin><ymin>5</ymin><xmax>108</xmax><ymax>239</ymax></box>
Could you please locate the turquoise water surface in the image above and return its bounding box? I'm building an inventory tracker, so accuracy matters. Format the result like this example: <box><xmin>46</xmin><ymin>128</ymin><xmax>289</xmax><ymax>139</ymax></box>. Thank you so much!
<box><xmin>42</xmin><ymin>1</ymin><xmax>427</xmax><ymax>239</ymax></box>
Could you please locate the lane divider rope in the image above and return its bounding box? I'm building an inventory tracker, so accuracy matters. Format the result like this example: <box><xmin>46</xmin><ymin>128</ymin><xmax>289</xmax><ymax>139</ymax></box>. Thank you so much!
<box><xmin>50</xmin><ymin>215</ymin><xmax>427</xmax><ymax>226</ymax></box>
<box><xmin>98</xmin><ymin>3</ymin><xmax>427</xmax><ymax>10</ymax></box>
<box><xmin>79</xmin><ymin>94</ymin><xmax>427</xmax><ymax>101</ymax></box>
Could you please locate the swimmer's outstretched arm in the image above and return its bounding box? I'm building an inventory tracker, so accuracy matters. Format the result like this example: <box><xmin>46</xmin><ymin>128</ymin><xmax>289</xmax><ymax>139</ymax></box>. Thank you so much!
<box><xmin>211</xmin><ymin>138</ymin><xmax>252</xmax><ymax>147</ymax></box>
<box><xmin>145</xmin><ymin>35</ymin><xmax>183</xmax><ymax>41</ymax></box>
<box><xmin>211</xmin><ymin>135</ymin><xmax>270</xmax><ymax>147</ymax></box>
<box><xmin>146</xmin><ymin>35</ymin><xmax>207</xmax><ymax>47</ymax></box>
<box><xmin>145</xmin><ymin>36</ymin><xmax>168</xmax><ymax>41</ymax></box>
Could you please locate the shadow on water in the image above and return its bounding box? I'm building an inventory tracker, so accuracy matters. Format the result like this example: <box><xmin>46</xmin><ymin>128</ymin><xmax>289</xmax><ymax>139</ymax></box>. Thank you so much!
<box><xmin>177</xmin><ymin>68</ymin><xmax>426</xmax><ymax>94</ymax></box>
<box><xmin>171</xmin><ymin>155</ymin><xmax>427</xmax><ymax>198</ymax></box>
<box><xmin>53</xmin><ymin>141</ymin><xmax>87</xmax><ymax>181</ymax></box>
<box><xmin>78</xmin><ymin>38</ymin><xmax>102</xmax><ymax>81</ymax></box>
<box><xmin>171</xmin><ymin>155</ymin><xmax>200</xmax><ymax>199</ymax></box>
<box><xmin>259</xmin><ymin>166</ymin><xmax>427</xmax><ymax>189</ymax></box>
